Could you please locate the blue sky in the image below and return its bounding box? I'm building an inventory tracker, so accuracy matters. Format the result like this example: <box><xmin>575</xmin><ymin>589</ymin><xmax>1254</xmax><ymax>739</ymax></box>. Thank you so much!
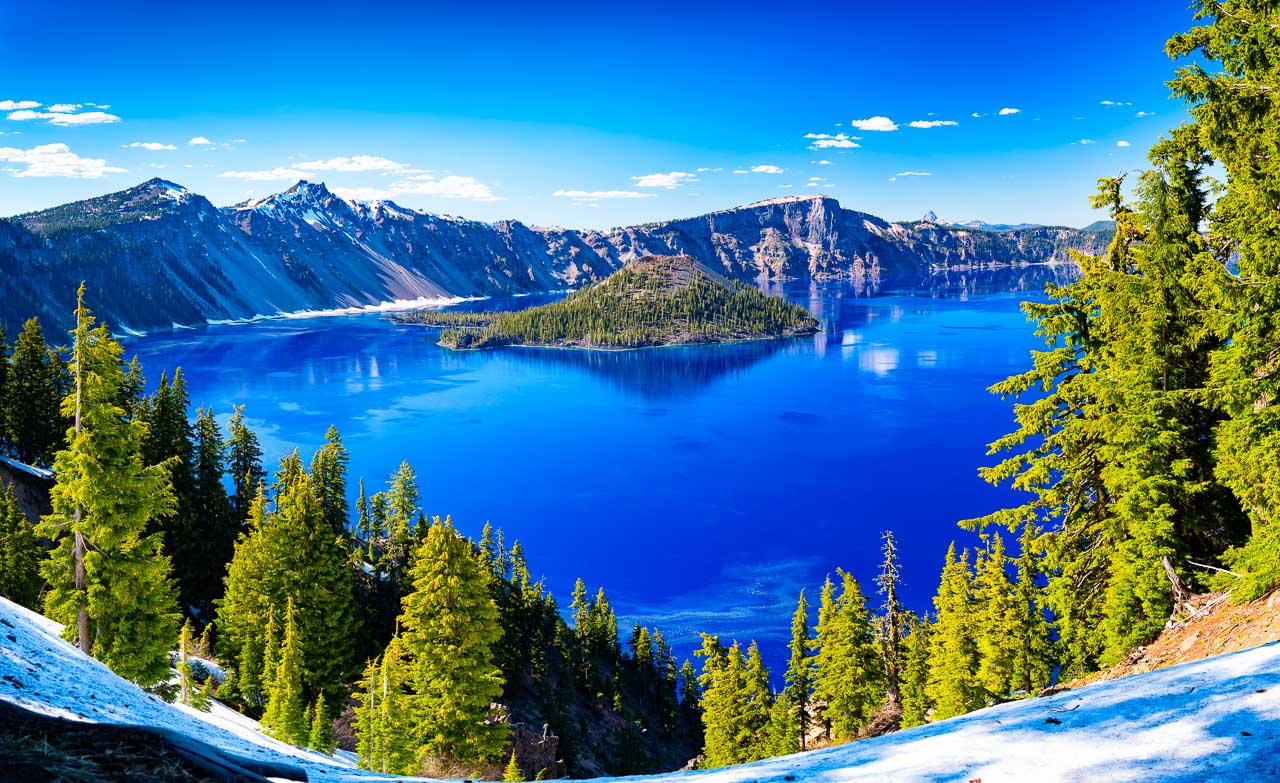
<box><xmin>0</xmin><ymin>1</ymin><xmax>1194</xmax><ymax>228</ymax></box>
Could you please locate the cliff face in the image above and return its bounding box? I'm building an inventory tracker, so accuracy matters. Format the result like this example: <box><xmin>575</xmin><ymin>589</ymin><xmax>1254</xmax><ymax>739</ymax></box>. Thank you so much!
<box><xmin>0</xmin><ymin>182</ymin><xmax>1110</xmax><ymax>335</ymax></box>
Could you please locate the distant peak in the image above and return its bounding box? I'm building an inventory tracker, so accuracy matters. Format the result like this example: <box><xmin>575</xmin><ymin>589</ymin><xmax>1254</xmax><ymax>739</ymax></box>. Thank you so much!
<box><xmin>921</xmin><ymin>210</ymin><xmax>943</xmax><ymax>223</ymax></box>
<box><xmin>740</xmin><ymin>194</ymin><xmax>839</xmax><ymax>209</ymax></box>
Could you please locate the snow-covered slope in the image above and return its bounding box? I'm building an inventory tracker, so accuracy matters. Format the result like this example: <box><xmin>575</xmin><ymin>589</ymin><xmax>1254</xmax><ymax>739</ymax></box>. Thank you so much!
<box><xmin>2</xmin><ymin>593</ymin><xmax>1276</xmax><ymax>782</ymax></box>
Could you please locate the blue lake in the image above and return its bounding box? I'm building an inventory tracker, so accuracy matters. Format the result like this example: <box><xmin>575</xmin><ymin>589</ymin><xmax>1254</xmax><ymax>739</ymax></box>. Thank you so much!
<box><xmin>123</xmin><ymin>266</ymin><xmax>1068</xmax><ymax>673</ymax></box>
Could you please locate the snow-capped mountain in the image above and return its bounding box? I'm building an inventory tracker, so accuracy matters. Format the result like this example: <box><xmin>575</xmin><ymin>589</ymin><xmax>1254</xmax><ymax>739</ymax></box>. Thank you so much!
<box><xmin>0</xmin><ymin>180</ymin><xmax>1110</xmax><ymax>334</ymax></box>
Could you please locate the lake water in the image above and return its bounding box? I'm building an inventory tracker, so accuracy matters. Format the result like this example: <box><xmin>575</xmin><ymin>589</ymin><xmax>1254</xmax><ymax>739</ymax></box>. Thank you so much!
<box><xmin>124</xmin><ymin>265</ymin><xmax>1070</xmax><ymax>673</ymax></box>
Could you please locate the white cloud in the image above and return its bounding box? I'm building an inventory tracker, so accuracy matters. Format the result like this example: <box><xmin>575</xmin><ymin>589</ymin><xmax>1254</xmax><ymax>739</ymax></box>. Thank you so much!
<box><xmin>7</xmin><ymin>109</ymin><xmax>121</xmax><ymax>126</ymax></box>
<box><xmin>47</xmin><ymin>103</ymin><xmax>81</xmax><ymax>113</ymax></box>
<box><xmin>632</xmin><ymin>171</ymin><xmax>699</xmax><ymax>188</ymax></box>
<box><xmin>850</xmin><ymin>116</ymin><xmax>898</xmax><ymax>132</ymax></box>
<box><xmin>908</xmin><ymin>120</ymin><xmax>959</xmax><ymax>128</ymax></box>
<box><xmin>0</xmin><ymin>143</ymin><xmax>126</xmax><ymax>178</ymax></box>
<box><xmin>805</xmin><ymin>132</ymin><xmax>860</xmax><ymax>150</ymax></box>
<box><xmin>732</xmin><ymin>169</ymin><xmax>750</xmax><ymax>174</ymax></box>
<box><xmin>813</xmin><ymin>159</ymin><xmax>832</xmax><ymax>165</ymax></box>
<box><xmin>188</xmin><ymin>136</ymin><xmax>213</xmax><ymax>146</ymax></box>
<box><xmin>552</xmin><ymin>189</ymin><xmax>654</xmax><ymax>201</ymax></box>
<box><xmin>750</xmin><ymin>164</ymin><xmax>784</xmax><ymax>174</ymax></box>
<box><xmin>895</xmin><ymin>171</ymin><xmax>932</xmax><ymax>177</ymax></box>
<box><xmin>335</xmin><ymin>175</ymin><xmax>501</xmax><ymax>203</ymax></box>
<box><xmin>809</xmin><ymin>176</ymin><xmax>827</xmax><ymax>182</ymax></box>
<box><xmin>998</xmin><ymin>107</ymin><xmax>1021</xmax><ymax>115</ymax></box>
<box><xmin>218</xmin><ymin>167</ymin><xmax>313</xmax><ymax>181</ymax></box>
<box><xmin>1077</xmin><ymin>139</ymin><xmax>1096</xmax><ymax>145</ymax></box>
<box><xmin>971</xmin><ymin>112</ymin><xmax>983</xmax><ymax>118</ymax></box>
<box><xmin>695</xmin><ymin>166</ymin><xmax>723</xmax><ymax>173</ymax></box>
<box><xmin>1116</xmin><ymin>140</ymin><xmax>1131</xmax><ymax>147</ymax></box>
<box><xmin>294</xmin><ymin>155</ymin><xmax>408</xmax><ymax>173</ymax></box>
<box><xmin>0</xmin><ymin>100</ymin><xmax>40</xmax><ymax>111</ymax></box>
<box><xmin>126</xmin><ymin>141</ymin><xmax>176</xmax><ymax>151</ymax></box>
<box><xmin>1136</xmin><ymin>111</ymin><xmax>1155</xmax><ymax>118</ymax></box>
<box><xmin>1100</xmin><ymin>100</ymin><xmax>1133</xmax><ymax>106</ymax></box>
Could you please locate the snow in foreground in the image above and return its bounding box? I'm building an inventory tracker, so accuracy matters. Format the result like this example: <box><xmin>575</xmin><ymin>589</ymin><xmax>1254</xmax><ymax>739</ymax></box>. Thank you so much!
<box><xmin>0</xmin><ymin>594</ymin><xmax>1277</xmax><ymax>782</ymax></box>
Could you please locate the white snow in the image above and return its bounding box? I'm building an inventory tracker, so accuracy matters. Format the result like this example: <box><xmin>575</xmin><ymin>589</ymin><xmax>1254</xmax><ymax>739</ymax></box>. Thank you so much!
<box><xmin>1</xmin><ymin>593</ymin><xmax>1277</xmax><ymax>782</ymax></box>
<box><xmin>0</xmin><ymin>454</ymin><xmax>55</xmax><ymax>480</ymax></box>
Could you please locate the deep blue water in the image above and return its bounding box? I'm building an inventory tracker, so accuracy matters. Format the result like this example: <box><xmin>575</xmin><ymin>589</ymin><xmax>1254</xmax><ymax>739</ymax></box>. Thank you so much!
<box><xmin>123</xmin><ymin>266</ymin><xmax>1069</xmax><ymax>673</ymax></box>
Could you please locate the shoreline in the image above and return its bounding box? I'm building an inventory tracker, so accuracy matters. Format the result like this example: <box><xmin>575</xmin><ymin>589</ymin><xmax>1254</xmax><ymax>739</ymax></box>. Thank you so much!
<box><xmin>431</xmin><ymin>326</ymin><xmax>821</xmax><ymax>353</ymax></box>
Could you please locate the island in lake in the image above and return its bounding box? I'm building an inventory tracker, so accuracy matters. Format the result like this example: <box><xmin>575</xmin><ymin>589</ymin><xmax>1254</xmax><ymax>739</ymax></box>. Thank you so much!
<box><xmin>396</xmin><ymin>255</ymin><xmax>821</xmax><ymax>350</ymax></box>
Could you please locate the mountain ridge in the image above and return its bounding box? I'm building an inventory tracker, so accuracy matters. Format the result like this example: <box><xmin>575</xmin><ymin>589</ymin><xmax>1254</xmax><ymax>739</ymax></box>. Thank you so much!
<box><xmin>0</xmin><ymin>179</ymin><xmax>1111</xmax><ymax>335</ymax></box>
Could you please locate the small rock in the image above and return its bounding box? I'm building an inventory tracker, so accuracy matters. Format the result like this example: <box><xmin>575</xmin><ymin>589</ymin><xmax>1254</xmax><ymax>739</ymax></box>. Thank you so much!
<box><xmin>1045</xmin><ymin>717</ymin><xmax>1063</xmax><ymax>725</ymax></box>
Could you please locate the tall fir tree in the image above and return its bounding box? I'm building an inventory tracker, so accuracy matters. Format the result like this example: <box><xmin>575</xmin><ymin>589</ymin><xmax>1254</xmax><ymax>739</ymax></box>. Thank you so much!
<box><xmin>355</xmin><ymin>635</ymin><xmax>416</xmax><ymax>774</ymax></box>
<box><xmin>876</xmin><ymin>530</ymin><xmax>907</xmax><ymax>706</ymax></box>
<box><xmin>263</xmin><ymin>596</ymin><xmax>307</xmax><ymax>745</ymax></box>
<box><xmin>310</xmin><ymin>426</ymin><xmax>350</xmax><ymax>537</ymax></box>
<box><xmin>972</xmin><ymin>532</ymin><xmax>1017</xmax><ymax>700</ymax></box>
<box><xmin>226</xmin><ymin>405</ymin><xmax>264</xmax><ymax>527</ymax></box>
<box><xmin>1008</xmin><ymin>524</ymin><xmax>1055</xmax><ymax>694</ymax></box>
<box><xmin>308</xmin><ymin>692</ymin><xmax>335</xmax><ymax>753</ymax></box>
<box><xmin>782</xmin><ymin>589</ymin><xmax>813</xmax><ymax>750</ymax></box>
<box><xmin>4</xmin><ymin>317</ymin><xmax>65</xmax><ymax>465</ymax></box>
<box><xmin>384</xmin><ymin>461</ymin><xmax>419</xmax><ymax>582</ymax></box>
<box><xmin>188</xmin><ymin>407</ymin><xmax>235</xmax><ymax>623</ymax></box>
<box><xmin>39</xmin><ymin>287</ymin><xmax>179</xmax><ymax>685</ymax></box>
<box><xmin>898</xmin><ymin>616</ymin><xmax>933</xmax><ymax>728</ymax></box>
<box><xmin>925</xmin><ymin>545</ymin><xmax>981</xmax><ymax>719</ymax></box>
<box><xmin>399</xmin><ymin>515</ymin><xmax>508</xmax><ymax>763</ymax></box>
<box><xmin>813</xmin><ymin>570</ymin><xmax>885</xmax><ymax>740</ymax></box>
<box><xmin>0</xmin><ymin>481</ymin><xmax>42</xmax><ymax>608</ymax></box>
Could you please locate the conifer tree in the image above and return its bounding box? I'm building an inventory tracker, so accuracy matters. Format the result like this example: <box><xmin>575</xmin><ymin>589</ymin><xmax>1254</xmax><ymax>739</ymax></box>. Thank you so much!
<box><xmin>39</xmin><ymin>288</ymin><xmax>179</xmax><ymax>685</ymax></box>
<box><xmin>263</xmin><ymin>597</ymin><xmax>307</xmax><ymax>745</ymax></box>
<box><xmin>188</xmin><ymin>407</ymin><xmax>235</xmax><ymax>622</ymax></box>
<box><xmin>504</xmin><ymin>749</ymin><xmax>526</xmax><ymax>782</ymax></box>
<box><xmin>876</xmin><ymin>531</ymin><xmax>907</xmax><ymax>705</ymax></box>
<box><xmin>926</xmin><ymin>545</ymin><xmax>981</xmax><ymax>719</ymax></box>
<box><xmin>1008</xmin><ymin>525</ymin><xmax>1054</xmax><ymax>694</ymax></box>
<box><xmin>4</xmin><ymin>317</ymin><xmax>64</xmax><ymax>465</ymax></box>
<box><xmin>143</xmin><ymin>369</ymin><xmax>202</xmax><ymax>618</ymax></box>
<box><xmin>0</xmin><ymin>482</ymin><xmax>42</xmax><ymax>608</ymax></box>
<box><xmin>782</xmin><ymin>589</ymin><xmax>813</xmax><ymax>750</ymax></box>
<box><xmin>356</xmin><ymin>478</ymin><xmax>371</xmax><ymax>539</ymax></box>
<box><xmin>310</xmin><ymin>426</ymin><xmax>350</xmax><ymax>536</ymax></box>
<box><xmin>741</xmin><ymin>641</ymin><xmax>773</xmax><ymax>761</ymax></box>
<box><xmin>355</xmin><ymin>636</ymin><xmax>415</xmax><ymax>774</ymax></box>
<box><xmin>400</xmin><ymin>515</ymin><xmax>508</xmax><ymax>763</ymax></box>
<box><xmin>226</xmin><ymin>405</ymin><xmax>264</xmax><ymax>526</ymax></box>
<box><xmin>697</xmin><ymin>638</ymin><xmax>747</xmax><ymax>768</ymax></box>
<box><xmin>898</xmin><ymin>617</ymin><xmax>933</xmax><ymax>728</ymax></box>
<box><xmin>0</xmin><ymin>326</ymin><xmax>7</xmax><ymax>443</ymax></box>
<box><xmin>764</xmin><ymin>690</ymin><xmax>799</xmax><ymax>758</ymax></box>
<box><xmin>384</xmin><ymin>461</ymin><xmax>419</xmax><ymax>581</ymax></box>
<box><xmin>973</xmin><ymin>532</ymin><xmax>1017</xmax><ymax>700</ymax></box>
<box><xmin>308</xmin><ymin>692</ymin><xmax>335</xmax><ymax>753</ymax></box>
<box><xmin>813</xmin><ymin>570</ymin><xmax>884</xmax><ymax>740</ymax></box>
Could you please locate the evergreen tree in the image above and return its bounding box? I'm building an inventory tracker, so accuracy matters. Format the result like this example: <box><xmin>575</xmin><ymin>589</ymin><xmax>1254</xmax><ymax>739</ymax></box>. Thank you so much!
<box><xmin>741</xmin><ymin>641</ymin><xmax>773</xmax><ymax>761</ymax></box>
<box><xmin>973</xmin><ymin>532</ymin><xmax>1017</xmax><ymax>700</ymax></box>
<box><xmin>355</xmin><ymin>636</ymin><xmax>415</xmax><ymax>774</ymax></box>
<box><xmin>143</xmin><ymin>369</ymin><xmax>202</xmax><ymax>619</ymax></box>
<box><xmin>177</xmin><ymin>619</ymin><xmax>210</xmax><ymax>711</ymax></box>
<box><xmin>697</xmin><ymin>637</ymin><xmax>747</xmax><ymax>768</ymax></box>
<box><xmin>188</xmin><ymin>407</ymin><xmax>235</xmax><ymax>623</ymax></box>
<box><xmin>782</xmin><ymin>589</ymin><xmax>813</xmax><ymax>750</ymax></box>
<box><xmin>400</xmin><ymin>515</ymin><xmax>508</xmax><ymax>763</ymax></box>
<box><xmin>310</xmin><ymin>426</ymin><xmax>350</xmax><ymax>537</ymax></box>
<box><xmin>925</xmin><ymin>545</ymin><xmax>981</xmax><ymax>719</ymax></box>
<box><xmin>764</xmin><ymin>690</ymin><xmax>799</xmax><ymax>758</ymax></box>
<box><xmin>1008</xmin><ymin>524</ymin><xmax>1055</xmax><ymax>694</ymax></box>
<box><xmin>876</xmin><ymin>530</ymin><xmax>907</xmax><ymax>705</ymax></box>
<box><xmin>898</xmin><ymin>616</ymin><xmax>933</xmax><ymax>728</ymax></box>
<box><xmin>0</xmin><ymin>482</ymin><xmax>42</xmax><ymax>608</ymax></box>
<box><xmin>383</xmin><ymin>461</ymin><xmax>419</xmax><ymax>581</ymax></box>
<box><xmin>0</xmin><ymin>326</ymin><xmax>7</xmax><ymax>445</ymax></box>
<box><xmin>504</xmin><ymin>749</ymin><xmax>526</xmax><ymax>782</ymax></box>
<box><xmin>4</xmin><ymin>317</ymin><xmax>64</xmax><ymax>465</ymax></box>
<box><xmin>263</xmin><ymin>597</ymin><xmax>307</xmax><ymax>745</ymax></box>
<box><xmin>39</xmin><ymin>288</ymin><xmax>179</xmax><ymax>685</ymax></box>
<box><xmin>308</xmin><ymin>692</ymin><xmax>335</xmax><ymax>753</ymax></box>
<box><xmin>813</xmin><ymin>570</ymin><xmax>884</xmax><ymax>740</ymax></box>
<box><xmin>226</xmin><ymin>405</ymin><xmax>264</xmax><ymax>527</ymax></box>
<box><xmin>356</xmin><ymin>478</ymin><xmax>371</xmax><ymax>539</ymax></box>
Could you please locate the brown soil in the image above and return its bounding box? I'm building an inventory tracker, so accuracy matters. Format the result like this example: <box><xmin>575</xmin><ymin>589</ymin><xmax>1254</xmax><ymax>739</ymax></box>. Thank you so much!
<box><xmin>1069</xmin><ymin>587</ymin><xmax>1280</xmax><ymax>688</ymax></box>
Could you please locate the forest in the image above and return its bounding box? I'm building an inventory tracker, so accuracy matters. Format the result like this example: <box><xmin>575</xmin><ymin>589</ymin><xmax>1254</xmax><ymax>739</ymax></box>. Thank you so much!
<box><xmin>2</xmin><ymin>0</ymin><xmax>1280</xmax><ymax>776</ymax></box>
<box><xmin>397</xmin><ymin>255</ymin><xmax>819</xmax><ymax>350</ymax></box>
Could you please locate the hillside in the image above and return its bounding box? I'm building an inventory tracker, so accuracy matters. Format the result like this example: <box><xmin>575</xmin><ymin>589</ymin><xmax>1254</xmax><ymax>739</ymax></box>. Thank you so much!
<box><xmin>1</xmin><ymin>594</ymin><xmax>1276</xmax><ymax>782</ymax></box>
<box><xmin>404</xmin><ymin>255</ymin><xmax>819</xmax><ymax>350</ymax></box>
<box><xmin>0</xmin><ymin>181</ymin><xmax>1110</xmax><ymax>336</ymax></box>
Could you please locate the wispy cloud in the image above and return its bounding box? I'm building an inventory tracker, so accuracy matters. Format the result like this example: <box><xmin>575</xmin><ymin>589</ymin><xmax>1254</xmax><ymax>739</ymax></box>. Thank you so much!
<box><xmin>126</xmin><ymin>141</ymin><xmax>176</xmax><ymax>151</ymax></box>
<box><xmin>336</xmin><ymin>175</ymin><xmax>501</xmax><ymax>202</ymax></box>
<box><xmin>552</xmin><ymin>189</ymin><xmax>654</xmax><ymax>201</ymax></box>
<box><xmin>217</xmin><ymin>167</ymin><xmax>313</xmax><ymax>181</ymax></box>
<box><xmin>632</xmin><ymin>171</ymin><xmax>699</xmax><ymax>188</ymax></box>
<box><xmin>998</xmin><ymin>107</ymin><xmax>1021</xmax><ymax>115</ymax></box>
<box><xmin>850</xmin><ymin>116</ymin><xmax>898</xmax><ymax>132</ymax></box>
<box><xmin>0</xmin><ymin>143</ymin><xmax>126</xmax><ymax>178</ymax></box>
<box><xmin>7</xmin><ymin>109</ymin><xmax>121</xmax><ymax>126</ymax></box>
<box><xmin>295</xmin><ymin>155</ymin><xmax>409</xmax><ymax>173</ymax></box>
<box><xmin>749</xmin><ymin>164</ymin><xmax>784</xmax><ymax>174</ymax></box>
<box><xmin>1136</xmin><ymin>111</ymin><xmax>1155</xmax><ymax>118</ymax></box>
<box><xmin>1099</xmin><ymin>100</ymin><xmax>1133</xmax><ymax>107</ymax></box>
<box><xmin>1076</xmin><ymin>139</ymin><xmax>1096</xmax><ymax>145</ymax></box>
<box><xmin>813</xmin><ymin>159</ymin><xmax>832</xmax><ymax>165</ymax></box>
<box><xmin>804</xmin><ymin>132</ymin><xmax>860</xmax><ymax>150</ymax></box>
<box><xmin>889</xmin><ymin>170</ymin><xmax>932</xmax><ymax>182</ymax></box>
<box><xmin>908</xmin><ymin>119</ymin><xmax>958</xmax><ymax>129</ymax></box>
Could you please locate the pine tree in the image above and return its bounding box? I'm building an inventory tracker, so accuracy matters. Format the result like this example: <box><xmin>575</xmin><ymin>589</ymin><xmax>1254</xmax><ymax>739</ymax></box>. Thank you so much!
<box><xmin>308</xmin><ymin>692</ymin><xmax>335</xmax><ymax>753</ymax></box>
<box><xmin>764</xmin><ymin>690</ymin><xmax>799</xmax><ymax>758</ymax></box>
<box><xmin>698</xmin><ymin>638</ymin><xmax>747</xmax><ymax>768</ymax></box>
<box><xmin>356</xmin><ymin>478</ymin><xmax>371</xmax><ymax>539</ymax></box>
<box><xmin>263</xmin><ymin>597</ymin><xmax>307</xmax><ymax>745</ymax></box>
<box><xmin>741</xmin><ymin>641</ymin><xmax>773</xmax><ymax>761</ymax></box>
<box><xmin>400</xmin><ymin>515</ymin><xmax>508</xmax><ymax>763</ymax></box>
<box><xmin>1008</xmin><ymin>525</ymin><xmax>1054</xmax><ymax>694</ymax></box>
<box><xmin>813</xmin><ymin>570</ymin><xmax>884</xmax><ymax>740</ymax></box>
<box><xmin>782</xmin><ymin>589</ymin><xmax>813</xmax><ymax>750</ymax></box>
<box><xmin>504</xmin><ymin>749</ymin><xmax>526</xmax><ymax>782</ymax></box>
<box><xmin>4</xmin><ymin>317</ymin><xmax>64</xmax><ymax>465</ymax></box>
<box><xmin>0</xmin><ymin>326</ymin><xmax>7</xmax><ymax>445</ymax></box>
<box><xmin>384</xmin><ymin>461</ymin><xmax>419</xmax><ymax>582</ymax></box>
<box><xmin>926</xmin><ymin>545</ymin><xmax>981</xmax><ymax>719</ymax></box>
<box><xmin>876</xmin><ymin>530</ymin><xmax>907</xmax><ymax>705</ymax></box>
<box><xmin>0</xmin><ymin>482</ymin><xmax>42</xmax><ymax>608</ymax></box>
<box><xmin>226</xmin><ymin>405</ymin><xmax>264</xmax><ymax>527</ymax></box>
<box><xmin>188</xmin><ymin>407</ymin><xmax>235</xmax><ymax>623</ymax></box>
<box><xmin>973</xmin><ymin>532</ymin><xmax>1017</xmax><ymax>700</ymax></box>
<box><xmin>898</xmin><ymin>616</ymin><xmax>933</xmax><ymax>728</ymax></box>
<box><xmin>310</xmin><ymin>426</ymin><xmax>350</xmax><ymax>537</ymax></box>
<box><xmin>39</xmin><ymin>288</ymin><xmax>179</xmax><ymax>685</ymax></box>
<box><xmin>177</xmin><ymin>619</ymin><xmax>210</xmax><ymax>711</ymax></box>
<box><xmin>143</xmin><ymin>369</ymin><xmax>202</xmax><ymax>620</ymax></box>
<box><xmin>355</xmin><ymin>636</ymin><xmax>415</xmax><ymax>774</ymax></box>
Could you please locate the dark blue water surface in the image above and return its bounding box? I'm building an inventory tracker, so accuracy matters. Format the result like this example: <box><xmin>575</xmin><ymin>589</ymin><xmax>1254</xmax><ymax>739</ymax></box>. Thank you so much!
<box><xmin>124</xmin><ymin>266</ymin><xmax>1068</xmax><ymax>673</ymax></box>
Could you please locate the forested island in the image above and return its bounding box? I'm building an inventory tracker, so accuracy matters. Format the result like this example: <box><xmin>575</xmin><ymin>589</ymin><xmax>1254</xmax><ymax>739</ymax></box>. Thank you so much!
<box><xmin>394</xmin><ymin>255</ymin><xmax>820</xmax><ymax>350</ymax></box>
